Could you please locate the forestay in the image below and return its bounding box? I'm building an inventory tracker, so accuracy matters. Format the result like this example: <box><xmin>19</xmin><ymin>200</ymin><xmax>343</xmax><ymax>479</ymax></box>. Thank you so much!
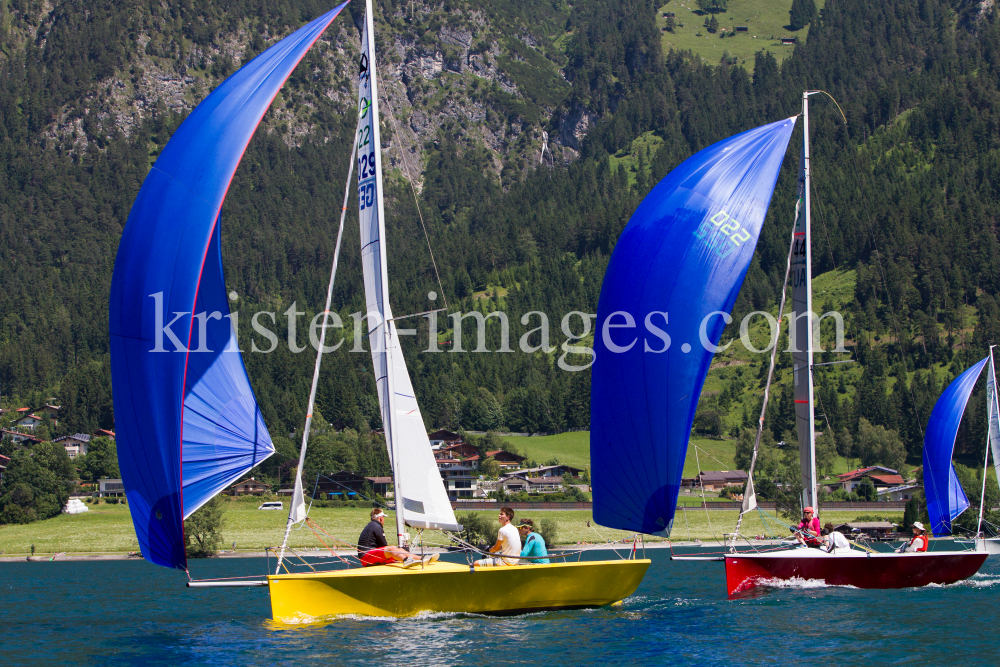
<box><xmin>108</xmin><ymin>4</ymin><xmax>349</xmax><ymax>570</ymax></box>
<box><xmin>591</xmin><ymin>117</ymin><xmax>797</xmax><ymax>536</ymax></box>
<box><xmin>924</xmin><ymin>357</ymin><xmax>988</xmax><ymax>536</ymax></box>
<box><xmin>356</xmin><ymin>6</ymin><xmax>460</xmax><ymax>535</ymax></box>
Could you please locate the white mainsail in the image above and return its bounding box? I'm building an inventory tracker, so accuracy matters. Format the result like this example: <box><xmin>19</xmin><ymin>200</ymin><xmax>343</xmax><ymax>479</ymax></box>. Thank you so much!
<box><xmin>791</xmin><ymin>92</ymin><xmax>819</xmax><ymax>511</ymax></box>
<box><xmin>357</xmin><ymin>3</ymin><xmax>460</xmax><ymax>539</ymax></box>
<box><xmin>987</xmin><ymin>349</ymin><xmax>1000</xmax><ymax>487</ymax></box>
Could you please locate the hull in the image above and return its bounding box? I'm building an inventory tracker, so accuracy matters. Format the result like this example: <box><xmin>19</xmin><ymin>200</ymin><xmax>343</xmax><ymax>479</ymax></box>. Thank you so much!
<box><xmin>725</xmin><ymin>548</ymin><xmax>986</xmax><ymax>597</ymax></box>
<box><xmin>268</xmin><ymin>559</ymin><xmax>650</xmax><ymax>621</ymax></box>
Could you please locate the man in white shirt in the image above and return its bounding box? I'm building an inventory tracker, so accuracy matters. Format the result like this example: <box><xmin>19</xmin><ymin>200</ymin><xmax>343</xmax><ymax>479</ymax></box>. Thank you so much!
<box><xmin>475</xmin><ymin>506</ymin><xmax>521</xmax><ymax>567</ymax></box>
<box><xmin>821</xmin><ymin>522</ymin><xmax>850</xmax><ymax>552</ymax></box>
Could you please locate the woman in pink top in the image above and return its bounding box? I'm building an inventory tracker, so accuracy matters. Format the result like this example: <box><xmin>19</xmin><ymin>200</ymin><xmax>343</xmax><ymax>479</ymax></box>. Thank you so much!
<box><xmin>794</xmin><ymin>507</ymin><xmax>822</xmax><ymax>547</ymax></box>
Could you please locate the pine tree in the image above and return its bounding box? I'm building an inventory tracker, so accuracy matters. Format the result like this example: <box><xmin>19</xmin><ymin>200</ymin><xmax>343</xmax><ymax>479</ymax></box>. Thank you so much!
<box><xmin>789</xmin><ymin>0</ymin><xmax>817</xmax><ymax>30</ymax></box>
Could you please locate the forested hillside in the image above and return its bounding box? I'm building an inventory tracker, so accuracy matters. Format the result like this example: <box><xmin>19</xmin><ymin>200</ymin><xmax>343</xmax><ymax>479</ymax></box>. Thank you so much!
<box><xmin>2</xmin><ymin>0</ymin><xmax>1000</xmax><ymax>476</ymax></box>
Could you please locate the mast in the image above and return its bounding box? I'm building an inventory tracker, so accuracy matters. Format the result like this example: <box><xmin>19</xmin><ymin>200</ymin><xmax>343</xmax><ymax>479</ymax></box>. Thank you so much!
<box><xmin>360</xmin><ymin>0</ymin><xmax>406</xmax><ymax>546</ymax></box>
<box><xmin>792</xmin><ymin>91</ymin><xmax>819</xmax><ymax>513</ymax></box>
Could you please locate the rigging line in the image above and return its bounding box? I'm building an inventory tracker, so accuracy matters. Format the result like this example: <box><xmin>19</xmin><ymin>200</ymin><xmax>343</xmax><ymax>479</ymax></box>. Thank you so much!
<box><xmin>276</xmin><ymin>124</ymin><xmax>359</xmax><ymax>575</ymax></box>
<box><xmin>693</xmin><ymin>445</ymin><xmax>722</xmax><ymax>544</ymax></box>
<box><xmin>374</xmin><ymin>54</ymin><xmax>449</xmax><ymax>310</ymax></box>
<box><xmin>850</xmin><ymin>127</ymin><xmax>926</xmax><ymax>443</ymax></box>
<box><xmin>734</xmin><ymin>211</ymin><xmax>797</xmax><ymax>539</ymax></box>
<box><xmin>587</xmin><ymin>521</ymin><xmax>627</xmax><ymax>560</ymax></box>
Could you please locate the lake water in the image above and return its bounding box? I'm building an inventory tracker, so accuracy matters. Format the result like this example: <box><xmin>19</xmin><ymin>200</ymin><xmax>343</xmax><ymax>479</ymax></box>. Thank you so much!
<box><xmin>3</xmin><ymin>549</ymin><xmax>997</xmax><ymax>665</ymax></box>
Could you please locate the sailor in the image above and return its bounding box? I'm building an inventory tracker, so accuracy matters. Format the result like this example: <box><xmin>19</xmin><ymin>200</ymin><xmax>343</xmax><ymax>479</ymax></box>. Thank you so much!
<box><xmin>475</xmin><ymin>506</ymin><xmax>521</xmax><ymax>567</ymax></box>
<box><xmin>899</xmin><ymin>521</ymin><xmax>929</xmax><ymax>553</ymax></box>
<box><xmin>793</xmin><ymin>507</ymin><xmax>822</xmax><ymax>547</ymax></box>
<box><xmin>357</xmin><ymin>508</ymin><xmax>434</xmax><ymax>566</ymax></box>
<box><xmin>820</xmin><ymin>522</ymin><xmax>850</xmax><ymax>552</ymax></box>
<box><xmin>517</xmin><ymin>518</ymin><xmax>550</xmax><ymax>564</ymax></box>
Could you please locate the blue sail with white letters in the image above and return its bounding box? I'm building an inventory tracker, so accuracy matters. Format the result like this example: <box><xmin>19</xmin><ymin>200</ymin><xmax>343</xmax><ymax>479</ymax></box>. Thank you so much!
<box><xmin>108</xmin><ymin>4</ymin><xmax>348</xmax><ymax>570</ymax></box>
<box><xmin>923</xmin><ymin>357</ymin><xmax>987</xmax><ymax>536</ymax></box>
<box><xmin>591</xmin><ymin>117</ymin><xmax>797</xmax><ymax>535</ymax></box>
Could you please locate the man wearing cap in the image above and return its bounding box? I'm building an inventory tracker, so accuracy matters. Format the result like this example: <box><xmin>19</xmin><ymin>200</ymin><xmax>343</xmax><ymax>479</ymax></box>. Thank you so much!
<box><xmin>517</xmin><ymin>518</ymin><xmax>550</xmax><ymax>564</ymax></box>
<box><xmin>899</xmin><ymin>521</ymin><xmax>929</xmax><ymax>553</ymax></box>
<box><xmin>793</xmin><ymin>507</ymin><xmax>822</xmax><ymax>547</ymax></box>
<box><xmin>357</xmin><ymin>508</ymin><xmax>434</xmax><ymax>566</ymax></box>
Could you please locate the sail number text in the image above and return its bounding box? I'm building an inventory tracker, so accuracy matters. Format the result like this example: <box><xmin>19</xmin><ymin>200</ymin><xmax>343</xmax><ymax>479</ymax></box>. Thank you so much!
<box><xmin>694</xmin><ymin>210</ymin><xmax>751</xmax><ymax>258</ymax></box>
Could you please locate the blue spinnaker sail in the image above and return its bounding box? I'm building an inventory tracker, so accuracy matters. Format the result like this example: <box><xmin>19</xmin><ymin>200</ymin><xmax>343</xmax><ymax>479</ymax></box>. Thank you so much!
<box><xmin>591</xmin><ymin>117</ymin><xmax>797</xmax><ymax>535</ymax></box>
<box><xmin>924</xmin><ymin>357</ymin><xmax>987</xmax><ymax>536</ymax></box>
<box><xmin>109</xmin><ymin>3</ymin><xmax>348</xmax><ymax>570</ymax></box>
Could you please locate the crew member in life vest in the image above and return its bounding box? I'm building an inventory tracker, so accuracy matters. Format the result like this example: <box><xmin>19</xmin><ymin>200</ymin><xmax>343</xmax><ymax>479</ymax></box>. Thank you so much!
<box><xmin>899</xmin><ymin>521</ymin><xmax>929</xmax><ymax>552</ymax></box>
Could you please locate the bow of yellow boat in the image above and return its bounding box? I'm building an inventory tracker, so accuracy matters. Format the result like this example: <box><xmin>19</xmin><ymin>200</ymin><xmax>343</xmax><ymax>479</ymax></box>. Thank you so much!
<box><xmin>268</xmin><ymin>558</ymin><xmax>650</xmax><ymax>621</ymax></box>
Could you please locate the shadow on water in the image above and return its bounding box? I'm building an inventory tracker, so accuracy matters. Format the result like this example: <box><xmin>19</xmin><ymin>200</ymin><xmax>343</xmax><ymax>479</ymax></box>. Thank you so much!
<box><xmin>3</xmin><ymin>549</ymin><xmax>998</xmax><ymax>665</ymax></box>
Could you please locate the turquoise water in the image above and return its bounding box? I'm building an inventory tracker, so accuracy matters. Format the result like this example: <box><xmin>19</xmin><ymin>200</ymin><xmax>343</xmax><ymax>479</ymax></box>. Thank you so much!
<box><xmin>3</xmin><ymin>549</ymin><xmax>997</xmax><ymax>665</ymax></box>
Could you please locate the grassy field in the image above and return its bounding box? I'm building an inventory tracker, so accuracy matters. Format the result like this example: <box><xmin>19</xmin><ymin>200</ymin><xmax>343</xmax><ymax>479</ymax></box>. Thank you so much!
<box><xmin>656</xmin><ymin>0</ymin><xmax>827</xmax><ymax>71</ymax></box>
<box><xmin>0</xmin><ymin>498</ymin><xmax>901</xmax><ymax>555</ymax></box>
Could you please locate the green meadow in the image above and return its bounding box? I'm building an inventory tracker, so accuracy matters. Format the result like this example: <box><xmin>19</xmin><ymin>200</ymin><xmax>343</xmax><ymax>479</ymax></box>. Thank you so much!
<box><xmin>656</xmin><ymin>0</ymin><xmax>827</xmax><ymax>71</ymax></box>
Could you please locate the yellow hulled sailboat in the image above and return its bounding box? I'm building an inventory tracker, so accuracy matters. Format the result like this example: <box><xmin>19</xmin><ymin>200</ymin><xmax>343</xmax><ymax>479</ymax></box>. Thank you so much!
<box><xmin>111</xmin><ymin>0</ymin><xmax>647</xmax><ymax>621</ymax></box>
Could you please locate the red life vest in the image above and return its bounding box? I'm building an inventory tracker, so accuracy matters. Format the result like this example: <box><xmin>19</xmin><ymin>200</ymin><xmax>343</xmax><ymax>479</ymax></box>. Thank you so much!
<box><xmin>911</xmin><ymin>534</ymin><xmax>928</xmax><ymax>552</ymax></box>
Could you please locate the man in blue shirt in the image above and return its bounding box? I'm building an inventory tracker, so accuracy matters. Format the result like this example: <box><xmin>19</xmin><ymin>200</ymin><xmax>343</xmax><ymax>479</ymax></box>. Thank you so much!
<box><xmin>517</xmin><ymin>518</ymin><xmax>550</xmax><ymax>564</ymax></box>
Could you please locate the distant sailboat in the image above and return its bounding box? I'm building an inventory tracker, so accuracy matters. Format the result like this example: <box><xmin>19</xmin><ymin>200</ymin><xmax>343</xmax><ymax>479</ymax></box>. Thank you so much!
<box><xmin>111</xmin><ymin>2</ymin><xmax>648</xmax><ymax>620</ymax></box>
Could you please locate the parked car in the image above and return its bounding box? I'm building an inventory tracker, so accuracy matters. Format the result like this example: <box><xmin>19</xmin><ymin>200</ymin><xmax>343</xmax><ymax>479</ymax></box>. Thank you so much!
<box><xmin>258</xmin><ymin>501</ymin><xmax>283</xmax><ymax>510</ymax></box>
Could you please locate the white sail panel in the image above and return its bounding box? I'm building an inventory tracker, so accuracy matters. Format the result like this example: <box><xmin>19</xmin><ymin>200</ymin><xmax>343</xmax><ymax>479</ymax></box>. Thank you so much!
<box><xmin>790</xmin><ymin>126</ymin><xmax>818</xmax><ymax>511</ymax></box>
<box><xmin>357</xmin><ymin>8</ymin><xmax>460</xmax><ymax>534</ymax></box>
<box><xmin>988</xmin><ymin>354</ymin><xmax>1000</xmax><ymax>486</ymax></box>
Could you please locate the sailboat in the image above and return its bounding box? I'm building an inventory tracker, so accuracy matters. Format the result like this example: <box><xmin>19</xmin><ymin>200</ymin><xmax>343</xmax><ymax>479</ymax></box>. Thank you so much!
<box><xmin>590</xmin><ymin>91</ymin><xmax>987</xmax><ymax>597</ymax></box>
<box><xmin>110</xmin><ymin>2</ymin><xmax>647</xmax><ymax>620</ymax></box>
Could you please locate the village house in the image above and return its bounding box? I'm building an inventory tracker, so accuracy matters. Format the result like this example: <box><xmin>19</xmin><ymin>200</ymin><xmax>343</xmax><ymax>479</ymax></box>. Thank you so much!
<box><xmin>98</xmin><ymin>478</ymin><xmax>125</xmax><ymax>497</ymax></box>
<box><xmin>93</xmin><ymin>429</ymin><xmax>116</xmax><ymax>439</ymax></box>
<box><xmin>465</xmin><ymin>449</ymin><xmax>527</xmax><ymax>470</ymax></box>
<box><xmin>438</xmin><ymin>442</ymin><xmax>480</xmax><ymax>460</ymax></box>
<box><xmin>0</xmin><ymin>453</ymin><xmax>9</xmax><ymax>480</ymax></box>
<box><xmin>229</xmin><ymin>477</ymin><xmax>271</xmax><ymax>496</ymax></box>
<box><xmin>440</xmin><ymin>464</ymin><xmax>479</xmax><ymax>500</ymax></box>
<box><xmin>437</xmin><ymin>442</ymin><xmax>526</xmax><ymax>470</ymax></box>
<box><xmin>879</xmin><ymin>484</ymin><xmax>922</xmax><ymax>502</ymax></box>
<box><xmin>54</xmin><ymin>433</ymin><xmax>91</xmax><ymax>459</ymax></box>
<box><xmin>33</xmin><ymin>404</ymin><xmax>61</xmax><ymax>423</ymax></box>
<box><xmin>689</xmin><ymin>470</ymin><xmax>748</xmax><ymax>491</ymax></box>
<box><xmin>14</xmin><ymin>413</ymin><xmax>43</xmax><ymax>430</ymax></box>
<box><xmin>835</xmin><ymin>466</ymin><xmax>905</xmax><ymax>492</ymax></box>
<box><xmin>0</xmin><ymin>429</ymin><xmax>44</xmax><ymax>445</ymax></box>
<box><xmin>511</xmin><ymin>464</ymin><xmax>585</xmax><ymax>479</ymax></box>
<box><xmin>498</xmin><ymin>474</ymin><xmax>565</xmax><ymax>495</ymax></box>
<box><xmin>427</xmin><ymin>429</ymin><xmax>461</xmax><ymax>449</ymax></box>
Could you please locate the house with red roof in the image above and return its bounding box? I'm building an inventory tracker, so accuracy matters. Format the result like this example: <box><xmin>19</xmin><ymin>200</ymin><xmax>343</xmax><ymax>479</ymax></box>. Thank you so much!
<box><xmin>464</xmin><ymin>449</ymin><xmax>526</xmax><ymax>470</ymax></box>
<box><xmin>14</xmin><ymin>414</ymin><xmax>43</xmax><ymax>430</ymax></box>
<box><xmin>835</xmin><ymin>466</ymin><xmax>905</xmax><ymax>492</ymax></box>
